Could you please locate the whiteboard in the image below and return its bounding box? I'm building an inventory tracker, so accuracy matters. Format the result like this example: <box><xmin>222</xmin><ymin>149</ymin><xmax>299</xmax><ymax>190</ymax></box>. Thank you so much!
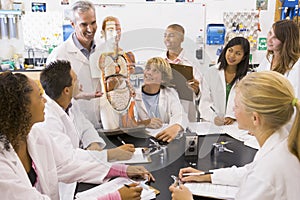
<box><xmin>93</xmin><ymin>2</ymin><xmax>206</xmax><ymax>62</ymax></box>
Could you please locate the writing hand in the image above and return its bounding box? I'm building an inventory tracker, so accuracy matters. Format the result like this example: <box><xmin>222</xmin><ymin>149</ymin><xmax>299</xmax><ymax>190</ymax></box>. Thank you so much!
<box><xmin>178</xmin><ymin>167</ymin><xmax>212</xmax><ymax>183</ymax></box>
<box><xmin>126</xmin><ymin>166</ymin><xmax>155</xmax><ymax>182</ymax></box>
<box><xmin>214</xmin><ymin>116</ymin><xmax>225</xmax><ymax>126</ymax></box>
<box><xmin>107</xmin><ymin>144</ymin><xmax>135</xmax><ymax>161</ymax></box>
<box><xmin>169</xmin><ymin>183</ymin><xmax>193</xmax><ymax>200</ymax></box>
<box><xmin>118</xmin><ymin>183</ymin><xmax>143</xmax><ymax>200</ymax></box>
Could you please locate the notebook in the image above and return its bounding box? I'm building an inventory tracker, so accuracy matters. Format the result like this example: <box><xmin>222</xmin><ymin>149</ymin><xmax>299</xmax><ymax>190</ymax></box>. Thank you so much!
<box><xmin>75</xmin><ymin>177</ymin><xmax>158</xmax><ymax>200</ymax></box>
<box><xmin>184</xmin><ymin>182</ymin><xmax>238</xmax><ymax>199</ymax></box>
<box><xmin>170</xmin><ymin>63</ymin><xmax>193</xmax><ymax>101</ymax></box>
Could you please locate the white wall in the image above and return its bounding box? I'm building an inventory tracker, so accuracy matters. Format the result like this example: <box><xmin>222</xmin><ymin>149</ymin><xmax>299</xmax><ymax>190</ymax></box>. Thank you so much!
<box><xmin>0</xmin><ymin>0</ymin><xmax>276</xmax><ymax>69</ymax></box>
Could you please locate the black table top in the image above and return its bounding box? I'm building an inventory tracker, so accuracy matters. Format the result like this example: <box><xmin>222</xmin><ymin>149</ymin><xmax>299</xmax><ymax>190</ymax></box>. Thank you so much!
<box><xmin>77</xmin><ymin>131</ymin><xmax>257</xmax><ymax>200</ymax></box>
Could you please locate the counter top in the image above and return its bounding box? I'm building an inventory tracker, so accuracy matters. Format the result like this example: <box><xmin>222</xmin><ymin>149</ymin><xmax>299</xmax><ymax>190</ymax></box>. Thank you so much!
<box><xmin>0</xmin><ymin>68</ymin><xmax>44</xmax><ymax>72</ymax></box>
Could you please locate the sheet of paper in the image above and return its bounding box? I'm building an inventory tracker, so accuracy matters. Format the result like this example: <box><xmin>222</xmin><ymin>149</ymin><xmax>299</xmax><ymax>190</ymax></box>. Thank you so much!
<box><xmin>184</xmin><ymin>182</ymin><xmax>238</xmax><ymax>199</ymax></box>
<box><xmin>187</xmin><ymin>122</ymin><xmax>223</xmax><ymax>135</ymax></box>
<box><xmin>187</xmin><ymin>122</ymin><xmax>259</xmax><ymax>149</ymax></box>
<box><xmin>109</xmin><ymin>147</ymin><xmax>151</xmax><ymax>164</ymax></box>
<box><xmin>75</xmin><ymin>177</ymin><xmax>156</xmax><ymax>200</ymax></box>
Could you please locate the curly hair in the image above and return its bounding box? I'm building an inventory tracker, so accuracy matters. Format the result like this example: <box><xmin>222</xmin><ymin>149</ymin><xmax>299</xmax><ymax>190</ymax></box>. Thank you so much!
<box><xmin>0</xmin><ymin>72</ymin><xmax>33</xmax><ymax>151</ymax></box>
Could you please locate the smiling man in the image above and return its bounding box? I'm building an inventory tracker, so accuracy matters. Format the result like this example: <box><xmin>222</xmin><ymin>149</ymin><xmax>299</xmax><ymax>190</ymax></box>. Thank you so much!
<box><xmin>162</xmin><ymin>24</ymin><xmax>204</xmax><ymax>122</ymax></box>
<box><xmin>47</xmin><ymin>1</ymin><xmax>102</xmax><ymax>129</ymax></box>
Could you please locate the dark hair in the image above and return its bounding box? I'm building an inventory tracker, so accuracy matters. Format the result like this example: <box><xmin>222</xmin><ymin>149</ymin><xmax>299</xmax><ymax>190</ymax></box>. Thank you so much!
<box><xmin>218</xmin><ymin>36</ymin><xmax>250</xmax><ymax>84</ymax></box>
<box><xmin>167</xmin><ymin>24</ymin><xmax>185</xmax><ymax>35</ymax></box>
<box><xmin>40</xmin><ymin>60</ymin><xmax>72</xmax><ymax>100</ymax></box>
<box><xmin>0</xmin><ymin>72</ymin><xmax>33</xmax><ymax>151</ymax></box>
<box><xmin>267</xmin><ymin>20</ymin><xmax>300</xmax><ymax>74</ymax></box>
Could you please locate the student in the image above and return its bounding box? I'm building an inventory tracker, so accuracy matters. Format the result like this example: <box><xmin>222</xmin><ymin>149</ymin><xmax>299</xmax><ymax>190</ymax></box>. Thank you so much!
<box><xmin>36</xmin><ymin>60</ymin><xmax>136</xmax><ymax>200</ymax></box>
<box><xmin>257</xmin><ymin>19</ymin><xmax>300</xmax><ymax>97</ymax></box>
<box><xmin>47</xmin><ymin>0</ymin><xmax>102</xmax><ymax>128</ymax></box>
<box><xmin>134</xmin><ymin>57</ymin><xmax>188</xmax><ymax>142</ymax></box>
<box><xmin>0</xmin><ymin>71</ymin><xmax>154</xmax><ymax>200</ymax></box>
<box><xmin>199</xmin><ymin>37</ymin><xmax>250</xmax><ymax>125</ymax></box>
<box><xmin>170</xmin><ymin>71</ymin><xmax>300</xmax><ymax>200</ymax></box>
<box><xmin>162</xmin><ymin>24</ymin><xmax>204</xmax><ymax>122</ymax></box>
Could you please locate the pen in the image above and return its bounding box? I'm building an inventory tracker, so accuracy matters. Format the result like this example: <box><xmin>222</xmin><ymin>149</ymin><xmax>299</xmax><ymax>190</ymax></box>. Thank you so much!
<box><xmin>124</xmin><ymin>181</ymin><xmax>149</xmax><ymax>190</ymax></box>
<box><xmin>182</xmin><ymin>171</ymin><xmax>214</xmax><ymax>176</ymax></box>
<box><xmin>210</xmin><ymin>106</ymin><xmax>218</xmax><ymax>115</ymax></box>
<box><xmin>117</xmin><ymin>136</ymin><xmax>126</xmax><ymax>145</ymax></box>
<box><xmin>124</xmin><ymin>184</ymin><xmax>131</xmax><ymax>188</ymax></box>
<box><xmin>171</xmin><ymin>175</ymin><xmax>181</xmax><ymax>187</ymax></box>
<box><xmin>188</xmin><ymin>81</ymin><xmax>195</xmax><ymax>85</ymax></box>
<box><xmin>151</xmin><ymin>111</ymin><xmax>155</xmax><ymax>118</ymax></box>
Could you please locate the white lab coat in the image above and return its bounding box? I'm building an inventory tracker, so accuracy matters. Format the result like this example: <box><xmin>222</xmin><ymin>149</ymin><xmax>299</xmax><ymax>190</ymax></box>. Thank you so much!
<box><xmin>199</xmin><ymin>63</ymin><xmax>236</xmax><ymax>122</ymax></box>
<box><xmin>0</xmin><ymin>126</ymin><xmax>111</xmax><ymax>200</ymax></box>
<box><xmin>211</xmin><ymin>128</ymin><xmax>300</xmax><ymax>200</ymax></box>
<box><xmin>134</xmin><ymin>87</ymin><xmax>188</xmax><ymax>130</ymax></box>
<box><xmin>47</xmin><ymin>33</ymin><xmax>101</xmax><ymax>128</ymax></box>
<box><xmin>161</xmin><ymin>49</ymin><xmax>204</xmax><ymax>122</ymax></box>
<box><xmin>258</xmin><ymin>57</ymin><xmax>300</xmax><ymax>97</ymax></box>
<box><xmin>34</xmin><ymin>95</ymin><xmax>108</xmax><ymax>200</ymax></box>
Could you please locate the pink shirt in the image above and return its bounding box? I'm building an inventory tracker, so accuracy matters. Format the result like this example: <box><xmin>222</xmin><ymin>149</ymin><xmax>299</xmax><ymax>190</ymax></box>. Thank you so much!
<box><xmin>97</xmin><ymin>164</ymin><xmax>128</xmax><ymax>200</ymax></box>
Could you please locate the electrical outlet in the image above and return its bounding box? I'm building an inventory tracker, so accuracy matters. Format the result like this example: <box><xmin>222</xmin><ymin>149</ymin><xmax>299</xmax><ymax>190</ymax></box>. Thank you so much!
<box><xmin>185</xmin><ymin>133</ymin><xmax>198</xmax><ymax>157</ymax></box>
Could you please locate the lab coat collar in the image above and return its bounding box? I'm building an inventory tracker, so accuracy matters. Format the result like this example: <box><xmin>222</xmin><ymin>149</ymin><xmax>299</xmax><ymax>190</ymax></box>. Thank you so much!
<box><xmin>253</xmin><ymin>127</ymin><xmax>288</xmax><ymax>162</ymax></box>
<box><xmin>216</xmin><ymin>64</ymin><xmax>238</xmax><ymax>98</ymax></box>
<box><xmin>1</xmin><ymin>142</ymin><xmax>33</xmax><ymax>187</ymax></box>
<box><xmin>44</xmin><ymin>94</ymin><xmax>68</xmax><ymax>118</ymax></box>
<box><xmin>0</xmin><ymin>134</ymin><xmax>44</xmax><ymax>188</ymax></box>
<box><xmin>64</xmin><ymin>33</ymin><xmax>90</xmax><ymax>65</ymax></box>
<box><xmin>165</xmin><ymin>49</ymin><xmax>188</xmax><ymax>64</ymax></box>
<box><xmin>0</xmin><ymin>142</ymin><xmax>19</xmax><ymax>167</ymax></box>
<box><xmin>27</xmin><ymin>127</ymin><xmax>52</xmax><ymax>195</ymax></box>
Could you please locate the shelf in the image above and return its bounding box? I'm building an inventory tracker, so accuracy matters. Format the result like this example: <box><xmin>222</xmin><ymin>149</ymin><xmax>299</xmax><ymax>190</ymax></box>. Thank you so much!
<box><xmin>0</xmin><ymin>10</ymin><xmax>23</xmax><ymax>16</ymax></box>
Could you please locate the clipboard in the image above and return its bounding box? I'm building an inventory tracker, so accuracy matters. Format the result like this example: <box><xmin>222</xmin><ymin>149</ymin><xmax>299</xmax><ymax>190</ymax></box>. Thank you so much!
<box><xmin>170</xmin><ymin>63</ymin><xmax>193</xmax><ymax>101</ymax></box>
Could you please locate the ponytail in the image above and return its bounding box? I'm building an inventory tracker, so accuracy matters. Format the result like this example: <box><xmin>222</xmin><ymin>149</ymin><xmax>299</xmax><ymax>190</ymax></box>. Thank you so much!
<box><xmin>288</xmin><ymin>99</ymin><xmax>300</xmax><ymax>160</ymax></box>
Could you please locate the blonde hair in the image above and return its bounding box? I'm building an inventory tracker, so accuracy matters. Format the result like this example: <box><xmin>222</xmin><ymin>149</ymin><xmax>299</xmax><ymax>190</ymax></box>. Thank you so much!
<box><xmin>145</xmin><ymin>57</ymin><xmax>173</xmax><ymax>87</ymax></box>
<box><xmin>237</xmin><ymin>71</ymin><xmax>300</xmax><ymax>160</ymax></box>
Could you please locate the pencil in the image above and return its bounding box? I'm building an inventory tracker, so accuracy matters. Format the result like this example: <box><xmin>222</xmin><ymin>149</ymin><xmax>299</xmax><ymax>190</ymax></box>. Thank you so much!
<box><xmin>124</xmin><ymin>184</ymin><xmax>131</xmax><ymax>188</ymax></box>
<box><xmin>117</xmin><ymin>136</ymin><xmax>126</xmax><ymax>145</ymax></box>
<box><xmin>182</xmin><ymin>171</ymin><xmax>214</xmax><ymax>176</ymax></box>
